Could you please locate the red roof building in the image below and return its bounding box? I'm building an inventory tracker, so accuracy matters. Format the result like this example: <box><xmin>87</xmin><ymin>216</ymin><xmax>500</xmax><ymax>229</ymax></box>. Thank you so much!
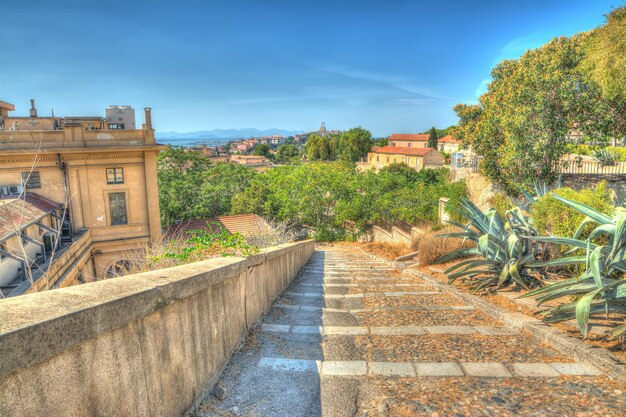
<box><xmin>367</xmin><ymin>146</ymin><xmax>443</xmax><ymax>171</ymax></box>
<box><xmin>388</xmin><ymin>133</ymin><xmax>430</xmax><ymax>148</ymax></box>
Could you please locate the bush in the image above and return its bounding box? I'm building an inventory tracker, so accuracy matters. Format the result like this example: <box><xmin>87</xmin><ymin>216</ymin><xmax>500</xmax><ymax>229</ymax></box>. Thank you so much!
<box><xmin>489</xmin><ymin>192</ymin><xmax>513</xmax><ymax>218</ymax></box>
<box><xmin>413</xmin><ymin>227</ymin><xmax>473</xmax><ymax>266</ymax></box>
<box><xmin>531</xmin><ymin>182</ymin><xmax>614</xmax><ymax>239</ymax></box>
<box><xmin>362</xmin><ymin>242</ymin><xmax>409</xmax><ymax>260</ymax></box>
<box><xmin>567</xmin><ymin>144</ymin><xmax>626</xmax><ymax>162</ymax></box>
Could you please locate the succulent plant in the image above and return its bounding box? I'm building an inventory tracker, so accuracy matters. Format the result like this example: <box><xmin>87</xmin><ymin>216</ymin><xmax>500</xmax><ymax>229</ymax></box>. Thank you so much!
<box><xmin>592</xmin><ymin>148</ymin><xmax>618</xmax><ymax>166</ymax></box>
<box><xmin>434</xmin><ymin>198</ymin><xmax>542</xmax><ymax>293</ymax></box>
<box><xmin>523</xmin><ymin>193</ymin><xmax>626</xmax><ymax>339</ymax></box>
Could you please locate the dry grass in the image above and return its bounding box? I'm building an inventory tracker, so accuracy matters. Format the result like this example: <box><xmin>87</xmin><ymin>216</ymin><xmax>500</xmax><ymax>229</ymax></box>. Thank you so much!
<box><xmin>413</xmin><ymin>226</ymin><xmax>474</xmax><ymax>265</ymax></box>
<box><xmin>361</xmin><ymin>241</ymin><xmax>411</xmax><ymax>260</ymax></box>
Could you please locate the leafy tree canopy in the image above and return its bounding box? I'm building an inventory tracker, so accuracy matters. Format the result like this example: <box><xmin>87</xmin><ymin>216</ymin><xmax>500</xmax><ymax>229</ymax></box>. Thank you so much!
<box><xmin>275</xmin><ymin>144</ymin><xmax>301</xmax><ymax>163</ymax></box>
<box><xmin>305</xmin><ymin>134</ymin><xmax>331</xmax><ymax>161</ymax></box>
<box><xmin>579</xmin><ymin>6</ymin><xmax>626</xmax><ymax>136</ymax></box>
<box><xmin>157</xmin><ymin>146</ymin><xmax>213</xmax><ymax>225</ymax></box>
<box><xmin>452</xmin><ymin>35</ymin><xmax>612</xmax><ymax>192</ymax></box>
<box><xmin>253</xmin><ymin>143</ymin><xmax>271</xmax><ymax>157</ymax></box>
<box><xmin>337</xmin><ymin>127</ymin><xmax>372</xmax><ymax>162</ymax></box>
<box><xmin>427</xmin><ymin>127</ymin><xmax>438</xmax><ymax>149</ymax></box>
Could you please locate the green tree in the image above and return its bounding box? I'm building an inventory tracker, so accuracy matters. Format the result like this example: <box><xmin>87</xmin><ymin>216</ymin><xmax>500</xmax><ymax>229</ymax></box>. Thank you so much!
<box><xmin>372</xmin><ymin>137</ymin><xmax>388</xmax><ymax>147</ymax></box>
<box><xmin>275</xmin><ymin>144</ymin><xmax>300</xmax><ymax>163</ymax></box>
<box><xmin>422</xmin><ymin>126</ymin><xmax>454</xmax><ymax>138</ymax></box>
<box><xmin>579</xmin><ymin>6</ymin><xmax>626</xmax><ymax>141</ymax></box>
<box><xmin>336</xmin><ymin>127</ymin><xmax>372</xmax><ymax>162</ymax></box>
<box><xmin>199</xmin><ymin>163</ymin><xmax>257</xmax><ymax>217</ymax></box>
<box><xmin>305</xmin><ymin>134</ymin><xmax>331</xmax><ymax>160</ymax></box>
<box><xmin>263</xmin><ymin>162</ymin><xmax>357</xmax><ymax>239</ymax></box>
<box><xmin>157</xmin><ymin>146</ymin><xmax>212</xmax><ymax>225</ymax></box>
<box><xmin>254</xmin><ymin>143</ymin><xmax>271</xmax><ymax>157</ymax></box>
<box><xmin>453</xmin><ymin>35</ymin><xmax>609</xmax><ymax>192</ymax></box>
<box><xmin>427</xmin><ymin>127</ymin><xmax>438</xmax><ymax>149</ymax></box>
<box><xmin>230</xmin><ymin>179</ymin><xmax>271</xmax><ymax>216</ymax></box>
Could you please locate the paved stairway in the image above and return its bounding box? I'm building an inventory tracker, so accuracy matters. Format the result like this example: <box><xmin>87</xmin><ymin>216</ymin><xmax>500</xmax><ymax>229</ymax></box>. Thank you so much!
<box><xmin>196</xmin><ymin>247</ymin><xmax>625</xmax><ymax>417</ymax></box>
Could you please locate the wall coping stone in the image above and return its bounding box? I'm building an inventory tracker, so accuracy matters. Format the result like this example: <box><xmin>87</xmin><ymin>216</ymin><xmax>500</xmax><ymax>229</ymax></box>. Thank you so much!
<box><xmin>0</xmin><ymin>239</ymin><xmax>315</xmax><ymax>379</ymax></box>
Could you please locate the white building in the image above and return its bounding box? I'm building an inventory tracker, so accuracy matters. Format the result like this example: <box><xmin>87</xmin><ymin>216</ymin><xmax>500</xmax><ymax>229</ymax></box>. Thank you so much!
<box><xmin>105</xmin><ymin>105</ymin><xmax>136</xmax><ymax>130</ymax></box>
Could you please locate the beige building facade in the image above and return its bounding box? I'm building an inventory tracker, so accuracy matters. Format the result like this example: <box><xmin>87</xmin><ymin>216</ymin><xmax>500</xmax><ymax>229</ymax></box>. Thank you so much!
<box><xmin>388</xmin><ymin>133</ymin><xmax>430</xmax><ymax>148</ymax></box>
<box><xmin>367</xmin><ymin>146</ymin><xmax>444</xmax><ymax>171</ymax></box>
<box><xmin>0</xmin><ymin>102</ymin><xmax>164</xmax><ymax>296</ymax></box>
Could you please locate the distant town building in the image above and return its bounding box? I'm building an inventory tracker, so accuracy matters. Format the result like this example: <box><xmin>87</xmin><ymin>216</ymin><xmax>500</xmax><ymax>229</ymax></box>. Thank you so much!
<box><xmin>388</xmin><ymin>133</ymin><xmax>430</xmax><ymax>148</ymax></box>
<box><xmin>367</xmin><ymin>146</ymin><xmax>443</xmax><ymax>171</ymax></box>
<box><xmin>436</xmin><ymin>135</ymin><xmax>462</xmax><ymax>153</ymax></box>
<box><xmin>106</xmin><ymin>105</ymin><xmax>136</xmax><ymax>130</ymax></box>
<box><xmin>0</xmin><ymin>100</ymin><xmax>164</xmax><ymax>297</ymax></box>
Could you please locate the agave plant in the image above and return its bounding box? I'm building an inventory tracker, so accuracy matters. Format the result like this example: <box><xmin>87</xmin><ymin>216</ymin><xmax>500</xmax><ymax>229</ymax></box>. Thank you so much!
<box><xmin>518</xmin><ymin>177</ymin><xmax>562</xmax><ymax>209</ymax></box>
<box><xmin>523</xmin><ymin>193</ymin><xmax>626</xmax><ymax>340</ymax></box>
<box><xmin>434</xmin><ymin>198</ymin><xmax>542</xmax><ymax>293</ymax></box>
<box><xmin>592</xmin><ymin>148</ymin><xmax>618</xmax><ymax>167</ymax></box>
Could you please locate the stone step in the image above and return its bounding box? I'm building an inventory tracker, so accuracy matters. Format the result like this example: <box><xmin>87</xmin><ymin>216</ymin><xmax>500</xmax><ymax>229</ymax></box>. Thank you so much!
<box><xmin>282</xmin><ymin>291</ymin><xmax>440</xmax><ymax>299</ymax></box>
<box><xmin>257</xmin><ymin>358</ymin><xmax>602</xmax><ymax>377</ymax></box>
<box><xmin>273</xmin><ymin>304</ymin><xmax>474</xmax><ymax>313</ymax></box>
<box><xmin>293</xmin><ymin>282</ymin><xmax>422</xmax><ymax>288</ymax></box>
<box><xmin>260</xmin><ymin>324</ymin><xmax>518</xmax><ymax>336</ymax></box>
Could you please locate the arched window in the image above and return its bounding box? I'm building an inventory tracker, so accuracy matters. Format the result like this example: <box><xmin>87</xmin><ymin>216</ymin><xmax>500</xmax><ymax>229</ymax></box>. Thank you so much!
<box><xmin>106</xmin><ymin>260</ymin><xmax>133</xmax><ymax>278</ymax></box>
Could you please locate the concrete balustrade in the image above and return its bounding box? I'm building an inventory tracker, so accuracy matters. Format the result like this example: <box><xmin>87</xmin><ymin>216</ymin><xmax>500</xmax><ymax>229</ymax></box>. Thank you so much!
<box><xmin>0</xmin><ymin>239</ymin><xmax>315</xmax><ymax>417</ymax></box>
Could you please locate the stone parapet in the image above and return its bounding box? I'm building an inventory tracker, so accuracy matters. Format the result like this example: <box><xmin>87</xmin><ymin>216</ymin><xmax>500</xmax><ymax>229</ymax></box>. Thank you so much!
<box><xmin>0</xmin><ymin>239</ymin><xmax>316</xmax><ymax>417</ymax></box>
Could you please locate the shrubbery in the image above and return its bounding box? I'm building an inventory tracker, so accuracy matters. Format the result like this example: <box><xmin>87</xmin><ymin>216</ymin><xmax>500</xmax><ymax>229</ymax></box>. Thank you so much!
<box><xmin>531</xmin><ymin>182</ymin><xmax>614</xmax><ymax>239</ymax></box>
<box><xmin>231</xmin><ymin>162</ymin><xmax>467</xmax><ymax>240</ymax></box>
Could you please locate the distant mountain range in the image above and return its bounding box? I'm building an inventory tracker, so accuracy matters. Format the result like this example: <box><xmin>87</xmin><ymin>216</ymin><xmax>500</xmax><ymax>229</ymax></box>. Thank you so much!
<box><xmin>156</xmin><ymin>128</ymin><xmax>304</xmax><ymax>140</ymax></box>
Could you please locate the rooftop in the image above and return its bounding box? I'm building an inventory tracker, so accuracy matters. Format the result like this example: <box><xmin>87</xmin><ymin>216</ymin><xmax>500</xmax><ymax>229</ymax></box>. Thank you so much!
<box><xmin>371</xmin><ymin>145</ymin><xmax>436</xmax><ymax>156</ymax></box>
<box><xmin>438</xmin><ymin>135</ymin><xmax>461</xmax><ymax>144</ymax></box>
<box><xmin>164</xmin><ymin>214</ymin><xmax>271</xmax><ymax>239</ymax></box>
<box><xmin>0</xmin><ymin>193</ymin><xmax>61</xmax><ymax>241</ymax></box>
<box><xmin>389</xmin><ymin>133</ymin><xmax>430</xmax><ymax>142</ymax></box>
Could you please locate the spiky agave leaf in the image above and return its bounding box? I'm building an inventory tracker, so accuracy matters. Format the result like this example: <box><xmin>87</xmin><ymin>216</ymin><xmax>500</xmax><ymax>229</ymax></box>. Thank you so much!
<box><xmin>525</xmin><ymin>192</ymin><xmax>626</xmax><ymax>341</ymax></box>
<box><xmin>435</xmin><ymin>198</ymin><xmax>541</xmax><ymax>293</ymax></box>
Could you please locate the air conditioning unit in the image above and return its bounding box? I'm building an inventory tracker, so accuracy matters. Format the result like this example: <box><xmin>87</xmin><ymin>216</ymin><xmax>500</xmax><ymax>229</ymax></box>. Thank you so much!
<box><xmin>0</xmin><ymin>185</ymin><xmax>23</xmax><ymax>196</ymax></box>
<box><xmin>8</xmin><ymin>185</ymin><xmax>22</xmax><ymax>195</ymax></box>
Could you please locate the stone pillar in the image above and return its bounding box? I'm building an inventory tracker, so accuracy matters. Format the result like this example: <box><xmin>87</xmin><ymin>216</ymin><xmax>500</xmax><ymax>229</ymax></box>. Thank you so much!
<box><xmin>143</xmin><ymin>151</ymin><xmax>162</xmax><ymax>243</ymax></box>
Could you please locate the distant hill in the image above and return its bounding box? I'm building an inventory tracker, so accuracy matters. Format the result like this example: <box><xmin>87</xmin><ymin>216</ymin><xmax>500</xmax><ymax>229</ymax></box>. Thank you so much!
<box><xmin>156</xmin><ymin>128</ymin><xmax>304</xmax><ymax>140</ymax></box>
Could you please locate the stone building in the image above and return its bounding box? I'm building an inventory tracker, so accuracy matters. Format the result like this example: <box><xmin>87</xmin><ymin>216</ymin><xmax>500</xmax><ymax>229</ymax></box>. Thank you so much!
<box><xmin>0</xmin><ymin>101</ymin><xmax>164</xmax><ymax>296</ymax></box>
<box><xmin>367</xmin><ymin>145</ymin><xmax>444</xmax><ymax>171</ymax></box>
<box><xmin>437</xmin><ymin>135</ymin><xmax>462</xmax><ymax>153</ymax></box>
<box><xmin>388</xmin><ymin>133</ymin><xmax>431</xmax><ymax>148</ymax></box>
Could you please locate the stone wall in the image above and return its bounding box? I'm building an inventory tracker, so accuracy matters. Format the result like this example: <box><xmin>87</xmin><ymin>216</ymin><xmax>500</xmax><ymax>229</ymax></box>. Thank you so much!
<box><xmin>0</xmin><ymin>240</ymin><xmax>316</xmax><ymax>417</ymax></box>
<box><xmin>370</xmin><ymin>225</ymin><xmax>416</xmax><ymax>248</ymax></box>
<box><xmin>561</xmin><ymin>174</ymin><xmax>626</xmax><ymax>205</ymax></box>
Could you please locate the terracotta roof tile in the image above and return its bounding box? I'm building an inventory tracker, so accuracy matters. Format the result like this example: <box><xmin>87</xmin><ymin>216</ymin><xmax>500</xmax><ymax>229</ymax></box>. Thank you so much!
<box><xmin>370</xmin><ymin>146</ymin><xmax>435</xmax><ymax>156</ymax></box>
<box><xmin>0</xmin><ymin>193</ymin><xmax>61</xmax><ymax>241</ymax></box>
<box><xmin>389</xmin><ymin>133</ymin><xmax>429</xmax><ymax>142</ymax></box>
<box><xmin>164</xmin><ymin>214</ymin><xmax>271</xmax><ymax>239</ymax></box>
<box><xmin>438</xmin><ymin>135</ymin><xmax>461</xmax><ymax>144</ymax></box>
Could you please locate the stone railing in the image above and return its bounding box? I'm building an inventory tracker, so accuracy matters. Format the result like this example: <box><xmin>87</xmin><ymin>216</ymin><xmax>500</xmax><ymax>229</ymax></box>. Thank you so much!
<box><xmin>29</xmin><ymin>229</ymin><xmax>92</xmax><ymax>293</ymax></box>
<box><xmin>0</xmin><ymin>240</ymin><xmax>315</xmax><ymax>417</ymax></box>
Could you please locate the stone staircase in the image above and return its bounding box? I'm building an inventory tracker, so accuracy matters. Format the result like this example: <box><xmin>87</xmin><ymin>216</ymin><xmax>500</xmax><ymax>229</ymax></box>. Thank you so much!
<box><xmin>196</xmin><ymin>247</ymin><xmax>625</xmax><ymax>417</ymax></box>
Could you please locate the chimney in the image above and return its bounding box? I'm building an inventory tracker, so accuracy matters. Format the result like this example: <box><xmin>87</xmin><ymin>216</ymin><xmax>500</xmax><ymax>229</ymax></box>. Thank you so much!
<box><xmin>29</xmin><ymin>99</ymin><xmax>37</xmax><ymax>117</ymax></box>
<box><xmin>144</xmin><ymin>107</ymin><xmax>152</xmax><ymax>130</ymax></box>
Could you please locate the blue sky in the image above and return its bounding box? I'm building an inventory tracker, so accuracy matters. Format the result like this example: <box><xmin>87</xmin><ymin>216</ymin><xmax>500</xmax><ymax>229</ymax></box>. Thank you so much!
<box><xmin>0</xmin><ymin>0</ymin><xmax>618</xmax><ymax>136</ymax></box>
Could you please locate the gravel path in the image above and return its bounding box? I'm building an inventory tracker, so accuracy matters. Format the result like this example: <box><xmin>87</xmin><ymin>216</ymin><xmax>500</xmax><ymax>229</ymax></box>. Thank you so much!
<box><xmin>195</xmin><ymin>247</ymin><xmax>626</xmax><ymax>417</ymax></box>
